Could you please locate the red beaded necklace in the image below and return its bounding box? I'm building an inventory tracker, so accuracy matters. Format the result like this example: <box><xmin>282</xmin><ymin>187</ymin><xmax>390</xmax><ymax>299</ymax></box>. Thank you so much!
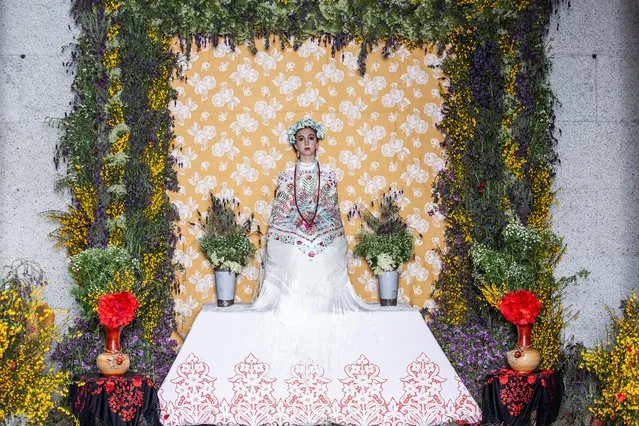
<box><xmin>293</xmin><ymin>161</ymin><xmax>321</xmax><ymax>229</ymax></box>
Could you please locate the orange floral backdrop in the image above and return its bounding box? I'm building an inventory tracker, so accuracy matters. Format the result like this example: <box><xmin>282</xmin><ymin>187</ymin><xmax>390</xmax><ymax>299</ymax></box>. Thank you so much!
<box><xmin>169</xmin><ymin>38</ymin><xmax>446</xmax><ymax>333</ymax></box>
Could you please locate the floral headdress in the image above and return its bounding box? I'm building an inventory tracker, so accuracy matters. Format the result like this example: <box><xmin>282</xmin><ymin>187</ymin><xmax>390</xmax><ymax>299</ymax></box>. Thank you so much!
<box><xmin>287</xmin><ymin>118</ymin><xmax>325</xmax><ymax>145</ymax></box>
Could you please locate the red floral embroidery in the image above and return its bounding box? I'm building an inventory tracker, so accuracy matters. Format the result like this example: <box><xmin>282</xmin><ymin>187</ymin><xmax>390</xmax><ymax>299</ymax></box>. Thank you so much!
<box><xmin>72</xmin><ymin>375</ymin><xmax>155</xmax><ymax>423</ymax></box>
<box><xmin>159</xmin><ymin>352</ymin><xmax>482</xmax><ymax>425</ymax></box>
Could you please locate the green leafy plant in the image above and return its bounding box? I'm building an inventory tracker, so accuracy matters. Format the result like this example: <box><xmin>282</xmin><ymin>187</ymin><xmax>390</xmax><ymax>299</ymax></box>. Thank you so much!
<box><xmin>196</xmin><ymin>195</ymin><xmax>260</xmax><ymax>274</ymax></box>
<box><xmin>69</xmin><ymin>245</ymin><xmax>140</xmax><ymax>316</ymax></box>
<box><xmin>471</xmin><ymin>220</ymin><xmax>572</xmax><ymax>305</ymax></box>
<box><xmin>349</xmin><ymin>189</ymin><xmax>415</xmax><ymax>276</ymax></box>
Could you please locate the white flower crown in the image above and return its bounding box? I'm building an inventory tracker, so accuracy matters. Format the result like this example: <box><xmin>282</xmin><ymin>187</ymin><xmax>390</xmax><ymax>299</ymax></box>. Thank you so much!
<box><xmin>286</xmin><ymin>118</ymin><xmax>325</xmax><ymax>145</ymax></box>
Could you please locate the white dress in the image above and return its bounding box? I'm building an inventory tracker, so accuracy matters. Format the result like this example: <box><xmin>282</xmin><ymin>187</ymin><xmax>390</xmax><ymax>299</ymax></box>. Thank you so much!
<box><xmin>249</xmin><ymin>161</ymin><xmax>406</xmax><ymax>370</ymax></box>
<box><xmin>253</xmin><ymin>160</ymin><xmax>373</xmax><ymax>314</ymax></box>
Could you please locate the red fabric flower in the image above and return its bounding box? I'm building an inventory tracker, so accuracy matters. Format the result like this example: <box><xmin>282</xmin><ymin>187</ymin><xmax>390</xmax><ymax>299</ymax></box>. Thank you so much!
<box><xmin>617</xmin><ymin>392</ymin><xmax>626</xmax><ymax>403</ymax></box>
<box><xmin>97</xmin><ymin>291</ymin><xmax>140</xmax><ymax>328</ymax></box>
<box><xmin>499</xmin><ymin>290</ymin><xmax>542</xmax><ymax>325</ymax></box>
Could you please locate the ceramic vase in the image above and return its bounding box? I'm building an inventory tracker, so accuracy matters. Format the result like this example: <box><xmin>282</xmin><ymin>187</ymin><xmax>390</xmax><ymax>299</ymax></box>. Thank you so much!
<box><xmin>507</xmin><ymin>323</ymin><xmax>541</xmax><ymax>373</ymax></box>
<box><xmin>96</xmin><ymin>325</ymin><xmax>130</xmax><ymax>376</ymax></box>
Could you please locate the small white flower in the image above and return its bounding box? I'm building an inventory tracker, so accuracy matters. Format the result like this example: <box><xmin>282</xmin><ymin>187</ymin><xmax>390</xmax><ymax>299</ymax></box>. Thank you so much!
<box><xmin>297</xmin><ymin>83</ymin><xmax>325</xmax><ymax>110</ymax></box>
<box><xmin>297</xmin><ymin>41</ymin><xmax>326</xmax><ymax>60</ymax></box>
<box><xmin>230</xmin><ymin>108</ymin><xmax>258</xmax><ymax>135</ymax></box>
<box><xmin>211</xmin><ymin>131</ymin><xmax>240</xmax><ymax>159</ymax></box>
<box><xmin>373</xmin><ymin>253</ymin><xmax>396</xmax><ymax>275</ymax></box>
<box><xmin>382</xmin><ymin>84</ymin><xmax>410</xmax><ymax>111</ymax></box>
<box><xmin>188</xmin><ymin>73</ymin><xmax>216</xmax><ymax>100</ymax></box>
<box><xmin>174</xmin><ymin>296</ymin><xmax>199</xmax><ymax>318</ymax></box>
<box><xmin>400</xmin><ymin>61</ymin><xmax>429</xmax><ymax>87</ymax></box>
<box><xmin>254</xmin><ymin>50</ymin><xmax>282</xmax><ymax>75</ymax></box>
<box><xmin>339</xmin><ymin>98</ymin><xmax>368</xmax><ymax>126</ymax></box>
<box><xmin>212</xmin><ymin>83</ymin><xmax>240</xmax><ymax>110</ymax></box>
<box><xmin>230</xmin><ymin>58</ymin><xmax>259</xmax><ymax>85</ymax></box>
<box><xmin>381</xmin><ymin>133</ymin><xmax>410</xmax><ymax>161</ymax></box>
<box><xmin>169</xmin><ymin>98</ymin><xmax>198</xmax><ymax>126</ymax></box>
<box><xmin>358</xmin><ymin>75</ymin><xmax>386</xmax><ymax>100</ymax></box>
<box><xmin>315</xmin><ymin>59</ymin><xmax>344</xmax><ymax>85</ymax></box>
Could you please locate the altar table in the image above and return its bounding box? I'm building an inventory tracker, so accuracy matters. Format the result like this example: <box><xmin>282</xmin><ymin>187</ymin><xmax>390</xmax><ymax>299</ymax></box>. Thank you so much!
<box><xmin>159</xmin><ymin>305</ymin><xmax>482</xmax><ymax>425</ymax></box>
<box><xmin>482</xmin><ymin>369</ymin><xmax>563</xmax><ymax>426</ymax></box>
<box><xmin>69</xmin><ymin>373</ymin><xmax>159</xmax><ymax>426</ymax></box>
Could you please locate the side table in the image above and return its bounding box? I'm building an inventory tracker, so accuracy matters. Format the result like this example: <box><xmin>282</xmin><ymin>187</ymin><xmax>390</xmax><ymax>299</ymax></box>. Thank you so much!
<box><xmin>69</xmin><ymin>373</ymin><xmax>159</xmax><ymax>426</ymax></box>
<box><xmin>482</xmin><ymin>369</ymin><xmax>563</xmax><ymax>426</ymax></box>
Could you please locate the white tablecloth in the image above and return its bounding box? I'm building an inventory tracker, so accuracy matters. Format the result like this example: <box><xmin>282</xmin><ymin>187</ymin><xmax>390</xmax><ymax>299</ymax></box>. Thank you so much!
<box><xmin>159</xmin><ymin>305</ymin><xmax>481</xmax><ymax>425</ymax></box>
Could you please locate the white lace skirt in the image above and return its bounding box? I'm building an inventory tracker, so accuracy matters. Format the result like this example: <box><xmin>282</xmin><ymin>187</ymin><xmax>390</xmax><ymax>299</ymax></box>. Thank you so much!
<box><xmin>252</xmin><ymin>236</ymin><xmax>373</xmax><ymax>314</ymax></box>
<box><xmin>243</xmin><ymin>236</ymin><xmax>410</xmax><ymax>373</ymax></box>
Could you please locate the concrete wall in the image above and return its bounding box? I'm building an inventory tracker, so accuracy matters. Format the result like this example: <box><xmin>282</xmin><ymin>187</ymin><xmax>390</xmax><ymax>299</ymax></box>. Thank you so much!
<box><xmin>0</xmin><ymin>0</ymin><xmax>636</xmax><ymax>345</ymax></box>
<box><xmin>549</xmin><ymin>0</ymin><xmax>639</xmax><ymax>346</ymax></box>
<box><xmin>0</xmin><ymin>0</ymin><xmax>75</xmax><ymax>315</ymax></box>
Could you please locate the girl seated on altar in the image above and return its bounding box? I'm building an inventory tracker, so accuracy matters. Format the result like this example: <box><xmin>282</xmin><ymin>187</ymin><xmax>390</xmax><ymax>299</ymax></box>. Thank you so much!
<box><xmin>252</xmin><ymin>118</ymin><xmax>386</xmax><ymax>315</ymax></box>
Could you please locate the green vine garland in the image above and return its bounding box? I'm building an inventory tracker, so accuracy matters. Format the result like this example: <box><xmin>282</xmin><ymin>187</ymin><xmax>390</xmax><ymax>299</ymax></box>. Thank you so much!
<box><xmin>51</xmin><ymin>0</ymin><xmax>571</xmax><ymax>388</ymax></box>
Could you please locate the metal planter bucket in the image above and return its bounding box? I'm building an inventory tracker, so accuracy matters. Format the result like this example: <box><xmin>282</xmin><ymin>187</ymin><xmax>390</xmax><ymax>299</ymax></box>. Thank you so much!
<box><xmin>215</xmin><ymin>270</ymin><xmax>237</xmax><ymax>307</ymax></box>
<box><xmin>378</xmin><ymin>270</ymin><xmax>399</xmax><ymax>306</ymax></box>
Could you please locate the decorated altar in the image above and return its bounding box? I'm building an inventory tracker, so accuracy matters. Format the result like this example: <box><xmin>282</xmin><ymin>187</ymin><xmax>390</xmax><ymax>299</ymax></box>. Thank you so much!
<box><xmin>159</xmin><ymin>306</ymin><xmax>481</xmax><ymax>426</ymax></box>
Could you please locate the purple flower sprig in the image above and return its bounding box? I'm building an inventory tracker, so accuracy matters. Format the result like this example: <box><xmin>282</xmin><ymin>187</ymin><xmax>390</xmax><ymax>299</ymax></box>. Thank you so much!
<box><xmin>428</xmin><ymin>312</ymin><xmax>511</xmax><ymax>400</ymax></box>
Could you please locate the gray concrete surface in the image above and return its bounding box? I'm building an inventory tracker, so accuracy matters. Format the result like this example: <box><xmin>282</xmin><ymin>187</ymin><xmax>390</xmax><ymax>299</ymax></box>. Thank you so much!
<box><xmin>0</xmin><ymin>0</ymin><xmax>636</xmax><ymax>345</ymax></box>
<box><xmin>0</xmin><ymin>0</ymin><xmax>75</xmax><ymax>316</ymax></box>
<box><xmin>549</xmin><ymin>0</ymin><xmax>639</xmax><ymax>345</ymax></box>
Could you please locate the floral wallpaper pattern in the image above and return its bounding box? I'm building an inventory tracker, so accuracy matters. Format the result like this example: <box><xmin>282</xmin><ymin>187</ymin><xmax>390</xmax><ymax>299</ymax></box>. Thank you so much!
<box><xmin>169</xmin><ymin>38</ymin><xmax>446</xmax><ymax>332</ymax></box>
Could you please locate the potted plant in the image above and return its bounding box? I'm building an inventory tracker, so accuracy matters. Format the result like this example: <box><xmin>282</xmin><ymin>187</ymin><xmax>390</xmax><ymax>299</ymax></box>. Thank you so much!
<box><xmin>349</xmin><ymin>189</ymin><xmax>414</xmax><ymax>306</ymax></box>
<box><xmin>68</xmin><ymin>246</ymin><xmax>142</xmax><ymax>374</ymax></box>
<box><xmin>196</xmin><ymin>195</ymin><xmax>260</xmax><ymax>307</ymax></box>
<box><xmin>470</xmin><ymin>220</ymin><xmax>587</xmax><ymax>371</ymax></box>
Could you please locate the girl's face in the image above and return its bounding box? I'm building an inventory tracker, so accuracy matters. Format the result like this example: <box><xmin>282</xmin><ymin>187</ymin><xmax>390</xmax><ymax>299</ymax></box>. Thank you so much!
<box><xmin>294</xmin><ymin>127</ymin><xmax>319</xmax><ymax>162</ymax></box>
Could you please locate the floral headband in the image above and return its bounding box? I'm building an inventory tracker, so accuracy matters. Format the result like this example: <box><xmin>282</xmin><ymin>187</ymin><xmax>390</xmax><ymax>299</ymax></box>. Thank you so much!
<box><xmin>286</xmin><ymin>118</ymin><xmax>325</xmax><ymax>145</ymax></box>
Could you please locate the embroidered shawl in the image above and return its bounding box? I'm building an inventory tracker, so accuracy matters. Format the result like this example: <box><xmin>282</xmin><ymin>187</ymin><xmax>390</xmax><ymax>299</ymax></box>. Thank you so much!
<box><xmin>267</xmin><ymin>162</ymin><xmax>344</xmax><ymax>258</ymax></box>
